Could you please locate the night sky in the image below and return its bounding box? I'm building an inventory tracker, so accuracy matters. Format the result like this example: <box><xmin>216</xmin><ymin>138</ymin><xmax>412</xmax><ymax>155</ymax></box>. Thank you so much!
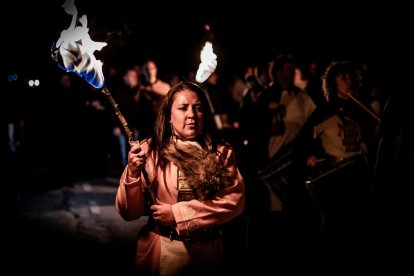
<box><xmin>3</xmin><ymin>0</ymin><xmax>409</xmax><ymax>89</ymax></box>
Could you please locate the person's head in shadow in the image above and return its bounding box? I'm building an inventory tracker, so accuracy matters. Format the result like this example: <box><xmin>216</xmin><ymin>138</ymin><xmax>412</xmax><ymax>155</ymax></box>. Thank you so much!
<box><xmin>141</xmin><ymin>59</ymin><xmax>158</xmax><ymax>85</ymax></box>
<box><xmin>270</xmin><ymin>54</ymin><xmax>297</xmax><ymax>89</ymax></box>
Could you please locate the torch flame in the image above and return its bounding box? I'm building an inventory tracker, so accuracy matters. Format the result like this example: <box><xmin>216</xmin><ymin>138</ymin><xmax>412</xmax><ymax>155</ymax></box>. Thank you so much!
<box><xmin>195</xmin><ymin>42</ymin><xmax>217</xmax><ymax>83</ymax></box>
<box><xmin>52</xmin><ymin>0</ymin><xmax>107</xmax><ymax>89</ymax></box>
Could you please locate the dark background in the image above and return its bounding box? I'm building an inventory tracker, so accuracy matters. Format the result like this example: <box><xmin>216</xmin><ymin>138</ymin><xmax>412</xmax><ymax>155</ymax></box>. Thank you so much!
<box><xmin>2</xmin><ymin>1</ymin><xmax>409</xmax><ymax>182</ymax></box>
<box><xmin>1</xmin><ymin>2</ymin><xmax>411</xmax><ymax>272</ymax></box>
<box><xmin>3</xmin><ymin>0</ymin><xmax>409</xmax><ymax>86</ymax></box>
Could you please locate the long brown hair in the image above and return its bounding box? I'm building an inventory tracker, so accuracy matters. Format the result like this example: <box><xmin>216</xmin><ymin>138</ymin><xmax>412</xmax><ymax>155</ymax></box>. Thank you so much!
<box><xmin>148</xmin><ymin>81</ymin><xmax>219</xmax><ymax>170</ymax></box>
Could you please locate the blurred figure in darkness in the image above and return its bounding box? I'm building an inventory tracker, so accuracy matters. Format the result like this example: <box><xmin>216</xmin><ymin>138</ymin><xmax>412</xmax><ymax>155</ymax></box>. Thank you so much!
<box><xmin>290</xmin><ymin>60</ymin><xmax>380</xmax><ymax>266</ymax></box>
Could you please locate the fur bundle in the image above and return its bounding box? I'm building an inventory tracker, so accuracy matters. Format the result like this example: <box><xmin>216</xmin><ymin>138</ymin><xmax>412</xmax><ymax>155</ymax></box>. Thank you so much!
<box><xmin>163</xmin><ymin>140</ymin><xmax>233</xmax><ymax>200</ymax></box>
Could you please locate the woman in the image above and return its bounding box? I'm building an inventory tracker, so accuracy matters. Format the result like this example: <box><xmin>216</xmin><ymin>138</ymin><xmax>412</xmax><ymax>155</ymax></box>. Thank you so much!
<box><xmin>289</xmin><ymin>61</ymin><xmax>378</xmax><ymax>255</ymax></box>
<box><xmin>116</xmin><ymin>82</ymin><xmax>245</xmax><ymax>275</ymax></box>
<box><xmin>301</xmin><ymin>60</ymin><xmax>377</xmax><ymax>167</ymax></box>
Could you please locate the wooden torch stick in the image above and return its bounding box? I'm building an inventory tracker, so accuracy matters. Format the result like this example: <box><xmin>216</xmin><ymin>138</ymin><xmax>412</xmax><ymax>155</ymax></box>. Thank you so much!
<box><xmin>101</xmin><ymin>86</ymin><xmax>158</xmax><ymax>204</ymax></box>
<box><xmin>101</xmin><ymin>86</ymin><xmax>137</xmax><ymax>144</ymax></box>
<box><xmin>348</xmin><ymin>93</ymin><xmax>381</xmax><ymax>123</ymax></box>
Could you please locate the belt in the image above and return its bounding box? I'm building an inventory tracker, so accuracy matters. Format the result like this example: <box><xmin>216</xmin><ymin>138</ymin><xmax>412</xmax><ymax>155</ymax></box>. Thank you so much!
<box><xmin>154</xmin><ymin>224</ymin><xmax>221</xmax><ymax>244</ymax></box>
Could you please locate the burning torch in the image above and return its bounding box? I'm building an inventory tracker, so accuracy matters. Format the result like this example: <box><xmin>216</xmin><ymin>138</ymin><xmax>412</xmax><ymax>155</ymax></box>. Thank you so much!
<box><xmin>51</xmin><ymin>0</ymin><xmax>136</xmax><ymax>144</ymax></box>
<box><xmin>51</xmin><ymin>0</ymin><xmax>157</xmax><ymax>204</ymax></box>
<box><xmin>195</xmin><ymin>34</ymin><xmax>221</xmax><ymax>129</ymax></box>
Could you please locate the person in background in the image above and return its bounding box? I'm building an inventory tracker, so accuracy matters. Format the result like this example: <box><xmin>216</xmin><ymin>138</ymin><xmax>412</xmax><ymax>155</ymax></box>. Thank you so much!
<box><xmin>111</xmin><ymin>66</ymin><xmax>142</xmax><ymax>169</ymax></box>
<box><xmin>140</xmin><ymin>59</ymin><xmax>171</xmax><ymax>97</ymax></box>
<box><xmin>115</xmin><ymin>82</ymin><xmax>245</xmax><ymax>275</ymax></box>
<box><xmin>244</xmin><ymin>54</ymin><xmax>316</xmax><ymax>270</ymax></box>
<box><xmin>138</xmin><ymin>59</ymin><xmax>171</xmax><ymax>140</ymax></box>
<box><xmin>264</xmin><ymin>54</ymin><xmax>316</xmax><ymax>163</ymax></box>
<box><xmin>290</xmin><ymin>60</ymin><xmax>379</xmax><ymax>264</ymax></box>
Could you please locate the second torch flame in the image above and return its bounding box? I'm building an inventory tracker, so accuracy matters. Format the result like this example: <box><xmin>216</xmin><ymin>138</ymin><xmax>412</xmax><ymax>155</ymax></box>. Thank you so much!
<box><xmin>195</xmin><ymin>42</ymin><xmax>217</xmax><ymax>83</ymax></box>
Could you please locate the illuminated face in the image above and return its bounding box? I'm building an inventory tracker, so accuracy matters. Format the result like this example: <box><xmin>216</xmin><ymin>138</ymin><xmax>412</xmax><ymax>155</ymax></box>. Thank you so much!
<box><xmin>336</xmin><ymin>73</ymin><xmax>352</xmax><ymax>99</ymax></box>
<box><xmin>170</xmin><ymin>89</ymin><xmax>204</xmax><ymax>140</ymax></box>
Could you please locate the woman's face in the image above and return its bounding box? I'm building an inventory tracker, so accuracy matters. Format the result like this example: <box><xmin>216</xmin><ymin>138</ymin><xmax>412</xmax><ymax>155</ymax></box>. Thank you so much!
<box><xmin>170</xmin><ymin>89</ymin><xmax>204</xmax><ymax>140</ymax></box>
<box><xmin>336</xmin><ymin>73</ymin><xmax>352</xmax><ymax>99</ymax></box>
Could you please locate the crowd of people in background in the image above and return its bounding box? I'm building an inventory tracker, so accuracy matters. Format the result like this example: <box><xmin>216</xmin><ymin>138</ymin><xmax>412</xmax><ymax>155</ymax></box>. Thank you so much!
<box><xmin>1</xmin><ymin>51</ymin><xmax>408</xmax><ymax>272</ymax></box>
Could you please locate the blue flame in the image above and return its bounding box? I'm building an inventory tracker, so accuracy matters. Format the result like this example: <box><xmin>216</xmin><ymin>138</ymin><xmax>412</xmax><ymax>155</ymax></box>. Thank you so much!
<box><xmin>52</xmin><ymin>0</ymin><xmax>107</xmax><ymax>89</ymax></box>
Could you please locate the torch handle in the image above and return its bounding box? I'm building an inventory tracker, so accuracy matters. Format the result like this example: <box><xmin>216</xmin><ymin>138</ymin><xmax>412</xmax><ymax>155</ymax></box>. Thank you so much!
<box><xmin>101</xmin><ymin>87</ymin><xmax>156</xmax><ymax>203</ymax></box>
<box><xmin>348</xmin><ymin>93</ymin><xmax>381</xmax><ymax>123</ymax></box>
<box><xmin>101</xmin><ymin>87</ymin><xmax>137</xmax><ymax>144</ymax></box>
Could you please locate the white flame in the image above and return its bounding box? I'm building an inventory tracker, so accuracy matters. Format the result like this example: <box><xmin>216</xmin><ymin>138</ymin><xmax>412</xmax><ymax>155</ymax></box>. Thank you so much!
<box><xmin>195</xmin><ymin>42</ymin><xmax>217</xmax><ymax>83</ymax></box>
<box><xmin>53</xmin><ymin>0</ymin><xmax>107</xmax><ymax>88</ymax></box>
